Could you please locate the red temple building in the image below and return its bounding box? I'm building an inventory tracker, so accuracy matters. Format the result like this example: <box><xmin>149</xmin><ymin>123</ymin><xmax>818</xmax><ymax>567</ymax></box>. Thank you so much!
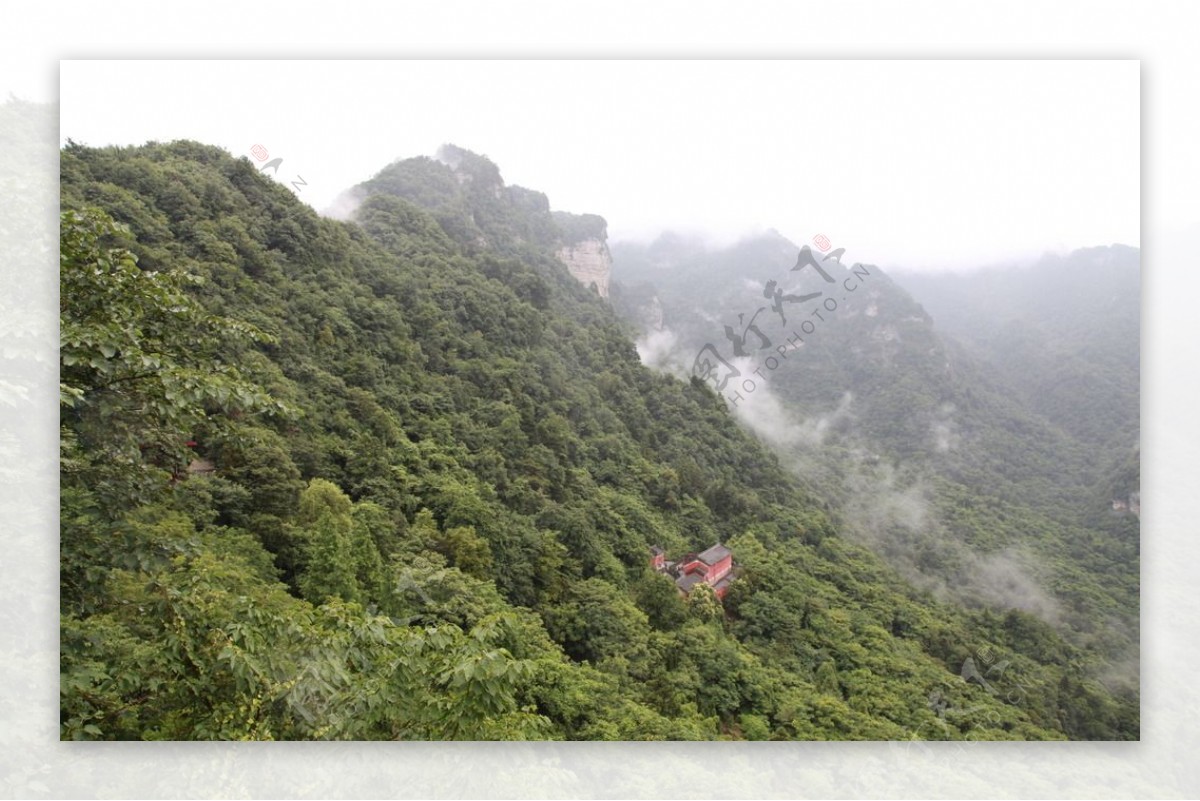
<box><xmin>650</xmin><ymin>543</ymin><xmax>736</xmax><ymax>599</ymax></box>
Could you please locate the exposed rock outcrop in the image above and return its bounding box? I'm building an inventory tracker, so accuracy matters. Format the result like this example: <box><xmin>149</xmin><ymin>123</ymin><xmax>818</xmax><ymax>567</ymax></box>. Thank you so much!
<box><xmin>553</xmin><ymin>211</ymin><xmax>612</xmax><ymax>298</ymax></box>
<box><xmin>557</xmin><ymin>238</ymin><xmax>612</xmax><ymax>298</ymax></box>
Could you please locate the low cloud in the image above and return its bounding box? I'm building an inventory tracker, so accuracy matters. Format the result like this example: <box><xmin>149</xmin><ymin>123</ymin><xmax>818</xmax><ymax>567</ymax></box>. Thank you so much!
<box><xmin>931</xmin><ymin>402</ymin><xmax>960</xmax><ymax>453</ymax></box>
<box><xmin>321</xmin><ymin>188</ymin><xmax>365</xmax><ymax>221</ymax></box>
<box><xmin>635</xmin><ymin>327</ymin><xmax>680</xmax><ymax>368</ymax></box>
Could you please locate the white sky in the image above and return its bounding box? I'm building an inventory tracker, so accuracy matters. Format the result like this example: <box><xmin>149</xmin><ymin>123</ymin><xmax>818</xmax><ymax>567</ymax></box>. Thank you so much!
<box><xmin>58</xmin><ymin>59</ymin><xmax>1138</xmax><ymax>272</ymax></box>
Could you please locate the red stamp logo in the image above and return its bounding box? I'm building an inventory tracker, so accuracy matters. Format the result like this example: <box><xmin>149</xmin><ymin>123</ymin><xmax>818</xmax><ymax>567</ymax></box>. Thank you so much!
<box><xmin>813</xmin><ymin>234</ymin><xmax>831</xmax><ymax>252</ymax></box>
<box><xmin>250</xmin><ymin>144</ymin><xmax>269</xmax><ymax>161</ymax></box>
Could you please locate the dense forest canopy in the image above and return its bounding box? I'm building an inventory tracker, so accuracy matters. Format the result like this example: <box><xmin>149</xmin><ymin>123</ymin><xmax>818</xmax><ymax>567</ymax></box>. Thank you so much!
<box><xmin>59</xmin><ymin>140</ymin><xmax>1137</xmax><ymax>740</ymax></box>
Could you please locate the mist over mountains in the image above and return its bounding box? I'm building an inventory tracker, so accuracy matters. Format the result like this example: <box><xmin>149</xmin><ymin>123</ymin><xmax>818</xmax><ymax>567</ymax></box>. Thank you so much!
<box><xmin>893</xmin><ymin>246</ymin><xmax>1140</xmax><ymax>452</ymax></box>
<box><xmin>610</xmin><ymin>231</ymin><xmax>1140</xmax><ymax>685</ymax></box>
<box><xmin>56</xmin><ymin>134</ymin><xmax>1139</xmax><ymax>740</ymax></box>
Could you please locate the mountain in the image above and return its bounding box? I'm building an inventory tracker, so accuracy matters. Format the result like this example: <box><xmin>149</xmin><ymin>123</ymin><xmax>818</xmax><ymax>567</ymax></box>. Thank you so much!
<box><xmin>610</xmin><ymin>233</ymin><xmax>1140</xmax><ymax>692</ymax></box>
<box><xmin>892</xmin><ymin>247</ymin><xmax>1140</xmax><ymax>460</ymax></box>
<box><xmin>59</xmin><ymin>141</ymin><xmax>1136</xmax><ymax>740</ymax></box>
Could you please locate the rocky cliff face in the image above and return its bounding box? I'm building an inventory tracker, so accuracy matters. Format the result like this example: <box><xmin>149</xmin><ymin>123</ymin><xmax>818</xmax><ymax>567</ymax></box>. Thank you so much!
<box><xmin>552</xmin><ymin>212</ymin><xmax>612</xmax><ymax>298</ymax></box>
<box><xmin>556</xmin><ymin>238</ymin><xmax>612</xmax><ymax>298</ymax></box>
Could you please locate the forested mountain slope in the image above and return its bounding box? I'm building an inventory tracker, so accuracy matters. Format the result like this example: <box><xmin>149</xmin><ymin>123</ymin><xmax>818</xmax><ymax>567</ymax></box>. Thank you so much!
<box><xmin>611</xmin><ymin>233</ymin><xmax>1139</xmax><ymax>694</ymax></box>
<box><xmin>59</xmin><ymin>141</ymin><xmax>1136</xmax><ymax>740</ymax></box>
<box><xmin>894</xmin><ymin>249</ymin><xmax>1141</xmax><ymax>508</ymax></box>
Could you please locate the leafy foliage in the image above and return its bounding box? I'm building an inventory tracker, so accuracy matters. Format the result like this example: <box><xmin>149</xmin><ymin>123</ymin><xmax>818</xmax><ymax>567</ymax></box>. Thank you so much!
<box><xmin>60</xmin><ymin>207</ymin><xmax>287</xmax><ymax>512</ymax></box>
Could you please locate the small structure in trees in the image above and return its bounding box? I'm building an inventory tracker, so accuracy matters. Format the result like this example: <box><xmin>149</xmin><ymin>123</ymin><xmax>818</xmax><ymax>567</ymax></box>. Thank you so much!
<box><xmin>649</xmin><ymin>542</ymin><xmax>736</xmax><ymax>599</ymax></box>
<box><xmin>649</xmin><ymin>545</ymin><xmax>666</xmax><ymax>571</ymax></box>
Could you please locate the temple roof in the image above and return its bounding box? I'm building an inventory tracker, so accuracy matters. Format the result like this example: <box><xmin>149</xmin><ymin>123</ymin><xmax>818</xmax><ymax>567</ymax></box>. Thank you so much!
<box><xmin>697</xmin><ymin>543</ymin><xmax>731</xmax><ymax>565</ymax></box>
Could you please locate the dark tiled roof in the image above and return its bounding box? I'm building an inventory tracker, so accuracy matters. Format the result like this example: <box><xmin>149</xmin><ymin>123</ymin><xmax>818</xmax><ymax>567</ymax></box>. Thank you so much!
<box><xmin>676</xmin><ymin>572</ymin><xmax>707</xmax><ymax>592</ymax></box>
<box><xmin>650</xmin><ymin>545</ymin><xmax>665</xmax><ymax>555</ymax></box>
<box><xmin>697</xmin><ymin>543</ymin><xmax>731</xmax><ymax>565</ymax></box>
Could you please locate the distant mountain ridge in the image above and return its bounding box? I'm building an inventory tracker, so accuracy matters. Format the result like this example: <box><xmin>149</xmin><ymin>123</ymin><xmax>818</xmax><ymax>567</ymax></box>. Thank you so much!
<box><xmin>892</xmin><ymin>246</ymin><xmax>1140</xmax><ymax>451</ymax></box>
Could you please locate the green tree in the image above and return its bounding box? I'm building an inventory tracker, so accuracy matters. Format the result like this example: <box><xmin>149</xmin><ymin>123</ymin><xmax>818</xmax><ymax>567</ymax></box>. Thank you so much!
<box><xmin>59</xmin><ymin>207</ymin><xmax>285</xmax><ymax>514</ymax></box>
<box><xmin>438</xmin><ymin>525</ymin><xmax>494</xmax><ymax>579</ymax></box>
<box><xmin>687</xmin><ymin>583</ymin><xmax>724</xmax><ymax>624</ymax></box>
<box><xmin>544</xmin><ymin>578</ymin><xmax>652</xmax><ymax>667</ymax></box>
<box><xmin>634</xmin><ymin>572</ymin><xmax>688</xmax><ymax>631</ymax></box>
<box><xmin>296</xmin><ymin>479</ymin><xmax>359</xmax><ymax>604</ymax></box>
